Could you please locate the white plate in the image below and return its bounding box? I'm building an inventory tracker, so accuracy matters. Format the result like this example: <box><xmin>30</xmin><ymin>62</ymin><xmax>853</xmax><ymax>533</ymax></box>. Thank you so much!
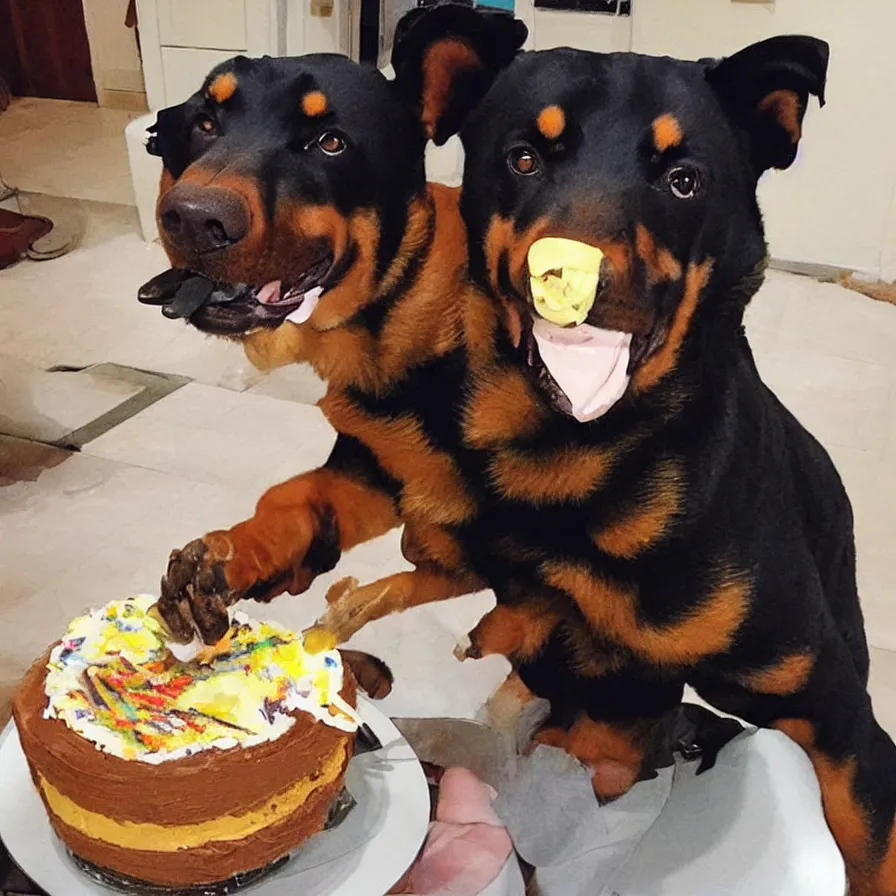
<box><xmin>0</xmin><ymin>697</ymin><xmax>429</xmax><ymax>896</ymax></box>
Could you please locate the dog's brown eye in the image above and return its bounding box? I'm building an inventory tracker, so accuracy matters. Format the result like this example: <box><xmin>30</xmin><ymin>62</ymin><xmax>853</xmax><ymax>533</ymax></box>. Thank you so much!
<box><xmin>318</xmin><ymin>132</ymin><xmax>346</xmax><ymax>156</ymax></box>
<box><xmin>195</xmin><ymin>114</ymin><xmax>217</xmax><ymax>135</ymax></box>
<box><xmin>508</xmin><ymin>147</ymin><xmax>539</xmax><ymax>176</ymax></box>
<box><xmin>668</xmin><ymin>166</ymin><xmax>701</xmax><ymax>199</ymax></box>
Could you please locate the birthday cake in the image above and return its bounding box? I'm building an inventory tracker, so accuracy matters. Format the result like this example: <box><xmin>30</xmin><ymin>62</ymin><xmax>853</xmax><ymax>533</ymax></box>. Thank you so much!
<box><xmin>12</xmin><ymin>595</ymin><xmax>359</xmax><ymax>887</ymax></box>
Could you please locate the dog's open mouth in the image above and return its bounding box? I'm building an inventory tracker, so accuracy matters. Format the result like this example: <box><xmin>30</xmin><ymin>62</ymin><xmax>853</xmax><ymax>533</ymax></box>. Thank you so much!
<box><xmin>522</xmin><ymin>238</ymin><xmax>655</xmax><ymax>423</ymax></box>
<box><xmin>137</xmin><ymin>255</ymin><xmax>333</xmax><ymax>336</ymax></box>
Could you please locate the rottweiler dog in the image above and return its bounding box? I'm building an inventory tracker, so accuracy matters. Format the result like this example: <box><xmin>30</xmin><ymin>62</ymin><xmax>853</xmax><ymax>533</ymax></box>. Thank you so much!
<box><xmin>140</xmin><ymin>10</ymin><xmax>528</xmax><ymax>645</ymax></box>
<box><xmin>135</xmin><ymin>5</ymin><xmax>529</xmax><ymax>719</ymax></box>
<box><xmin>144</xmin><ymin>8</ymin><xmax>894</xmax><ymax>892</ymax></box>
<box><xmin>451</xmin><ymin>37</ymin><xmax>896</xmax><ymax>896</ymax></box>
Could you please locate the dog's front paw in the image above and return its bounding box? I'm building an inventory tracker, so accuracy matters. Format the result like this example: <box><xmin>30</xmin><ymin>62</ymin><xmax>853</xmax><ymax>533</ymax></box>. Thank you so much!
<box><xmin>158</xmin><ymin>536</ymin><xmax>238</xmax><ymax>645</ymax></box>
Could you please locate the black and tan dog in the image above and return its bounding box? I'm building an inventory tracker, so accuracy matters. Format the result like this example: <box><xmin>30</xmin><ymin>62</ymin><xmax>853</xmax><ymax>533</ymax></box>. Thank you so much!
<box><xmin>143</xmin><ymin>9</ymin><xmax>895</xmax><ymax>893</ymax></box>
<box><xmin>453</xmin><ymin>36</ymin><xmax>896</xmax><ymax>896</ymax></box>
<box><xmin>140</xmin><ymin>9</ymin><xmax>528</xmax><ymax>662</ymax></box>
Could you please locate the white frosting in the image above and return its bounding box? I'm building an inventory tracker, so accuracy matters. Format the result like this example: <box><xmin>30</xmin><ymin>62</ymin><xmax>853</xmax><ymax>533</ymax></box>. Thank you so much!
<box><xmin>43</xmin><ymin>595</ymin><xmax>359</xmax><ymax>764</ymax></box>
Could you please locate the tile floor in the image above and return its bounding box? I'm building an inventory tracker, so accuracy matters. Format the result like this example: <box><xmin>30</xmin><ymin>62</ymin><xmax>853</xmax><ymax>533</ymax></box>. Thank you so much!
<box><xmin>0</xmin><ymin>99</ymin><xmax>893</xmax><ymax>739</ymax></box>
<box><xmin>0</xmin><ymin>98</ymin><xmax>141</xmax><ymax>207</ymax></box>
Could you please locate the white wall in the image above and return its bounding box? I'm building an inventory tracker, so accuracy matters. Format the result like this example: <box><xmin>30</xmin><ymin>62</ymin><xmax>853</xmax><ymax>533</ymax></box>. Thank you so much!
<box><xmin>285</xmin><ymin>0</ymin><xmax>351</xmax><ymax>56</ymax></box>
<box><xmin>424</xmin><ymin>2</ymin><xmax>633</xmax><ymax>187</ymax></box>
<box><xmin>514</xmin><ymin>0</ymin><xmax>632</xmax><ymax>52</ymax></box>
<box><xmin>630</xmin><ymin>0</ymin><xmax>896</xmax><ymax>277</ymax></box>
<box><xmin>82</xmin><ymin>0</ymin><xmax>146</xmax><ymax>107</ymax></box>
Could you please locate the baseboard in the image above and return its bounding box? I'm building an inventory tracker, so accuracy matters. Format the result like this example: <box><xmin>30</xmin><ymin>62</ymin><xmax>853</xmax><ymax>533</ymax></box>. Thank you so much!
<box><xmin>96</xmin><ymin>89</ymin><xmax>148</xmax><ymax>112</ymax></box>
<box><xmin>770</xmin><ymin>257</ymin><xmax>895</xmax><ymax>290</ymax></box>
<box><xmin>767</xmin><ymin>258</ymin><xmax>851</xmax><ymax>281</ymax></box>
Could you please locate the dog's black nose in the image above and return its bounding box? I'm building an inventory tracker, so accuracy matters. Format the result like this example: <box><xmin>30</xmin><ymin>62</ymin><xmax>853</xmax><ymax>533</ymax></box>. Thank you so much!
<box><xmin>158</xmin><ymin>183</ymin><xmax>249</xmax><ymax>255</ymax></box>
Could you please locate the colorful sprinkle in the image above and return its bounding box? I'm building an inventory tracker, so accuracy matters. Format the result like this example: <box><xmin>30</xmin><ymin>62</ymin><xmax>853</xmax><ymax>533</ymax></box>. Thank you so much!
<box><xmin>43</xmin><ymin>596</ymin><xmax>359</xmax><ymax>764</ymax></box>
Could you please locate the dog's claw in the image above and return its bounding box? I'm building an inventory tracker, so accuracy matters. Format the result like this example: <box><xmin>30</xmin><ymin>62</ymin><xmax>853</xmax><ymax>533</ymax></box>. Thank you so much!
<box><xmin>453</xmin><ymin>634</ymin><xmax>480</xmax><ymax>662</ymax></box>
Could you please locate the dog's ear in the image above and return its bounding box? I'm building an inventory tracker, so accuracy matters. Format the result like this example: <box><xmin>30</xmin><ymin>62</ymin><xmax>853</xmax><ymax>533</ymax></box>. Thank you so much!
<box><xmin>145</xmin><ymin>101</ymin><xmax>192</xmax><ymax>180</ymax></box>
<box><xmin>706</xmin><ymin>35</ymin><xmax>829</xmax><ymax>174</ymax></box>
<box><xmin>391</xmin><ymin>2</ymin><xmax>527</xmax><ymax>145</ymax></box>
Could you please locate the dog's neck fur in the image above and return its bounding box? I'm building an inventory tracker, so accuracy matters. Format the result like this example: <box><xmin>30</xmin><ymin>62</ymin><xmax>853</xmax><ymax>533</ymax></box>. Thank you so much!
<box><xmin>244</xmin><ymin>183</ymin><xmax>496</xmax><ymax>396</ymax></box>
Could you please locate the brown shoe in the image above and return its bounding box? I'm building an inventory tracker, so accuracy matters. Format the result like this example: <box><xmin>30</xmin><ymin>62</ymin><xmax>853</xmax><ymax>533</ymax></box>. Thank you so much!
<box><xmin>0</xmin><ymin>208</ymin><xmax>53</xmax><ymax>270</ymax></box>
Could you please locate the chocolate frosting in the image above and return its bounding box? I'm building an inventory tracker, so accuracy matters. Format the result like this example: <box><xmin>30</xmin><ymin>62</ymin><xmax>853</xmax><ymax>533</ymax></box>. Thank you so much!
<box><xmin>48</xmin><ymin>766</ymin><xmax>344</xmax><ymax>885</ymax></box>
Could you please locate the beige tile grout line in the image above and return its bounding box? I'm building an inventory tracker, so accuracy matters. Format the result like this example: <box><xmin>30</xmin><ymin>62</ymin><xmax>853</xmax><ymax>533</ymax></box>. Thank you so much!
<box><xmin>37</xmin><ymin>363</ymin><xmax>190</xmax><ymax>452</ymax></box>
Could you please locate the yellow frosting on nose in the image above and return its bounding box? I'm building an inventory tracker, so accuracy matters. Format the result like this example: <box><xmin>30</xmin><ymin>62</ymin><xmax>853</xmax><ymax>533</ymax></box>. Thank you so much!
<box><xmin>528</xmin><ymin>238</ymin><xmax>604</xmax><ymax>326</ymax></box>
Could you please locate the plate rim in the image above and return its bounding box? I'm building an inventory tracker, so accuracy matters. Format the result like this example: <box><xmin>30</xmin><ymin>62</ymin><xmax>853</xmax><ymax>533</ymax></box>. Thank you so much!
<box><xmin>0</xmin><ymin>696</ymin><xmax>429</xmax><ymax>896</ymax></box>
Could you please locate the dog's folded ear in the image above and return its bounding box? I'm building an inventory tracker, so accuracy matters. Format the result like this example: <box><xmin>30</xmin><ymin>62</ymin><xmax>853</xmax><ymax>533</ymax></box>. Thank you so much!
<box><xmin>145</xmin><ymin>101</ymin><xmax>192</xmax><ymax>180</ymax></box>
<box><xmin>706</xmin><ymin>35</ymin><xmax>829</xmax><ymax>174</ymax></box>
<box><xmin>391</xmin><ymin>1</ymin><xmax>527</xmax><ymax>145</ymax></box>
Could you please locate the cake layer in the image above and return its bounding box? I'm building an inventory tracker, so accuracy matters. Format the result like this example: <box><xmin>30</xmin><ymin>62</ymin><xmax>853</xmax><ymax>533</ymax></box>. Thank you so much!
<box><xmin>45</xmin><ymin>749</ymin><xmax>347</xmax><ymax>886</ymax></box>
<box><xmin>14</xmin><ymin>650</ymin><xmax>357</xmax><ymax>826</ymax></box>
<box><xmin>14</xmin><ymin>598</ymin><xmax>362</xmax><ymax>888</ymax></box>
<box><xmin>35</xmin><ymin>740</ymin><xmax>347</xmax><ymax>851</ymax></box>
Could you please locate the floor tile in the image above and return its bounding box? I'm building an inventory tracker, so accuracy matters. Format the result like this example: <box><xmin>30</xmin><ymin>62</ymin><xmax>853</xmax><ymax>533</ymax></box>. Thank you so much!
<box><xmin>0</xmin><ymin>357</ymin><xmax>143</xmax><ymax>443</ymax></box>
<box><xmin>0</xmin><ymin>98</ymin><xmax>138</xmax><ymax>206</ymax></box>
<box><xmin>859</xmin><ymin>553</ymin><xmax>896</xmax><ymax>653</ymax></box>
<box><xmin>135</xmin><ymin>382</ymin><xmax>249</xmax><ymax>428</ymax></box>
<box><xmin>0</xmin><ymin>453</ymin><xmax>256</xmax><ymax>690</ymax></box>
<box><xmin>756</xmin><ymin>345</ymin><xmax>890</xmax><ymax>454</ymax></box>
<box><xmin>247</xmin><ymin>363</ymin><xmax>327</xmax><ymax>405</ymax></box>
<box><xmin>0</xmin><ymin>434</ymin><xmax>71</xmax><ymax>487</ymax></box>
<box><xmin>777</xmin><ymin>278</ymin><xmax>896</xmax><ymax>367</ymax></box>
<box><xmin>743</xmin><ymin>269</ymin><xmax>798</xmax><ymax>348</ymax></box>
<box><xmin>82</xmin><ymin>387</ymin><xmax>337</xmax><ymax>493</ymax></box>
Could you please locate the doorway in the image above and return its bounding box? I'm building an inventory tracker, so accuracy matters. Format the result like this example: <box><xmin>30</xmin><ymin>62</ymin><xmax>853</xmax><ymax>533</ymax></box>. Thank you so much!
<box><xmin>0</xmin><ymin>0</ymin><xmax>96</xmax><ymax>102</ymax></box>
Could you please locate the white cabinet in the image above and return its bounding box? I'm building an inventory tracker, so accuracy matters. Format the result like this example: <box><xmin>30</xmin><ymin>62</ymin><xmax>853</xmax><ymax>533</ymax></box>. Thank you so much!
<box><xmin>135</xmin><ymin>0</ymin><xmax>355</xmax><ymax>110</ymax></box>
<box><xmin>159</xmin><ymin>48</ymin><xmax>244</xmax><ymax>104</ymax></box>
<box><xmin>155</xmin><ymin>0</ymin><xmax>249</xmax><ymax>50</ymax></box>
<box><xmin>137</xmin><ymin>0</ymin><xmax>278</xmax><ymax>108</ymax></box>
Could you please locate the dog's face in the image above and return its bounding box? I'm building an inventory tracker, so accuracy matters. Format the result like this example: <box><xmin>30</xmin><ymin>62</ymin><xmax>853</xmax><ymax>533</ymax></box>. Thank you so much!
<box><xmin>459</xmin><ymin>37</ymin><xmax>828</xmax><ymax>420</ymax></box>
<box><xmin>141</xmin><ymin>5</ymin><xmax>527</xmax><ymax>343</ymax></box>
<box><xmin>144</xmin><ymin>54</ymin><xmax>426</xmax><ymax>337</ymax></box>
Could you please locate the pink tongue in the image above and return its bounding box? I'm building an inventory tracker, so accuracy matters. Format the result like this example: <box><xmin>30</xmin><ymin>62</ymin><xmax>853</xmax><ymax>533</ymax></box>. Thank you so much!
<box><xmin>256</xmin><ymin>280</ymin><xmax>282</xmax><ymax>304</ymax></box>
<box><xmin>532</xmin><ymin>319</ymin><xmax>631</xmax><ymax>422</ymax></box>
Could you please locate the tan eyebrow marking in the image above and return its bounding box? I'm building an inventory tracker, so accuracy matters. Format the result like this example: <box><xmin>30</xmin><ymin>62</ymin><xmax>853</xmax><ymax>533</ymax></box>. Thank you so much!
<box><xmin>652</xmin><ymin>113</ymin><xmax>683</xmax><ymax>152</ymax></box>
<box><xmin>302</xmin><ymin>91</ymin><xmax>329</xmax><ymax>118</ymax></box>
<box><xmin>207</xmin><ymin>72</ymin><xmax>237</xmax><ymax>103</ymax></box>
<box><xmin>536</xmin><ymin>105</ymin><xmax>566</xmax><ymax>140</ymax></box>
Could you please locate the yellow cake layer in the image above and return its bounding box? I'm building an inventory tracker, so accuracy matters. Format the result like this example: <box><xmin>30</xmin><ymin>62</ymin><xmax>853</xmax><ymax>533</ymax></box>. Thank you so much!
<box><xmin>37</xmin><ymin>740</ymin><xmax>347</xmax><ymax>852</ymax></box>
